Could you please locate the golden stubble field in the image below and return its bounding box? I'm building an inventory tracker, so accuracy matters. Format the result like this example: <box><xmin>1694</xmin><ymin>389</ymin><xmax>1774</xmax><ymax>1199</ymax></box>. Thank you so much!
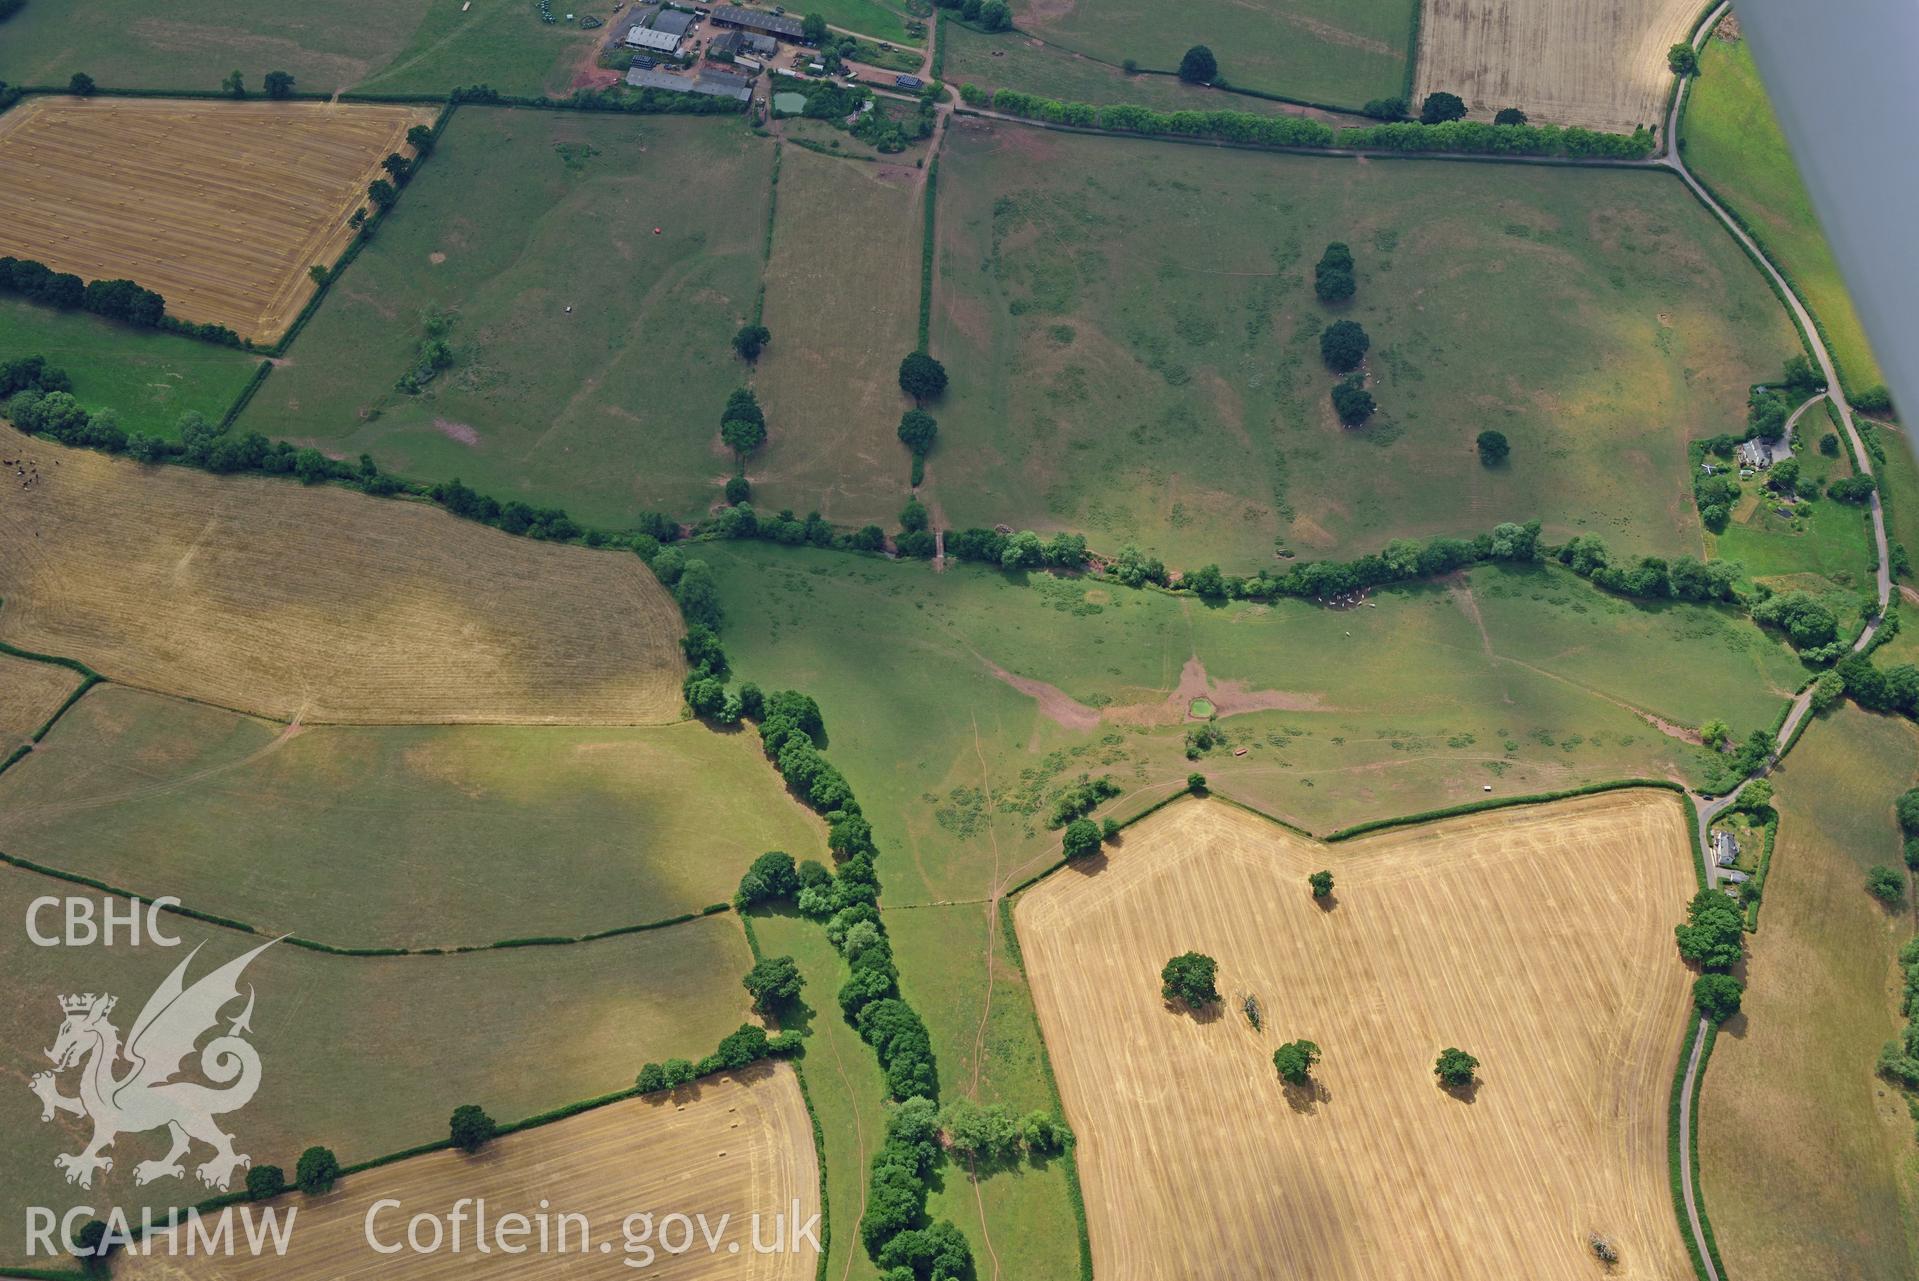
<box><xmin>1016</xmin><ymin>791</ymin><xmax>1696</xmax><ymax>1280</ymax></box>
<box><xmin>0</xmin><ymin>422</ymin><xmax>686</xmax><ymax>724</ymax></box>
<box><xmin>1413</xmin><ymin>0</ymin><xmax>1697</xmax><ymax>131</ymax></box>
<box><xmin>114</xmin><ymin>1066</ymin><xmax>820</xmax><ymax>1281</ymax></box>
<box><xmin>0</xmin><ymin>96</ymin><xmax>437</xmax><ymax>340</ymax></box>
<box><xmin>0</xmin><ymin>651</ymin><xmax>80</xmax><ymax>747</ymax></box>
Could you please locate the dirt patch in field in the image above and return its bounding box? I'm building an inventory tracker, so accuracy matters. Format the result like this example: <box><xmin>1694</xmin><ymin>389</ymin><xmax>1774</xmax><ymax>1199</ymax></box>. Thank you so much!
<box><xmin>434</xmin><ymin>417</ymin><xmax>480</xmax><ymax>446</ymax></box>
<box><xmin>984</xmin><ymin>652</ymin><xmax>1326</xmax><ymax>730</ymax></box>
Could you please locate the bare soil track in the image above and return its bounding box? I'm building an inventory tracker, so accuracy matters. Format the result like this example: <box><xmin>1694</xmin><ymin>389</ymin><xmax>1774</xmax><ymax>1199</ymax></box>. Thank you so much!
<box><xmin>1016</xmin><ymin>791</ymin><xmax>1696</xmax><ymax>1280</ymax></box>
<box><xmin>0</xmin><ymin>97</ymin><xmax>436</xmax><ymax>342</ymax></box>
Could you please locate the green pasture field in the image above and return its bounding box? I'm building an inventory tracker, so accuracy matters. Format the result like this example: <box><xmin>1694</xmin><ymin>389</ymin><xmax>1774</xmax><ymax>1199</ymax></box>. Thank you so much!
<box><xmin>943</xmin><ymin>23</ymin><xmax>1301</xmax><ymax>118</ymax></box>
<box><xmin>0</xmin><ymin>685</ymin><xmax>823</xmax><ymax>949</ymax></box>
<box><xmin>0</xmin><ymin>300</ymin><xmax>258</xmax><ymax>438</ymax></box>
<box><xmin>0</xmin><ymin>862</ymin><xmax>754</xmax><ymax>1264</ymax></box>
<box><xmin>701</xmin><ymin>541</ymin><xmax>1799</xmax><ymax>1274</ymax></box>
<box><xmin>808</xmin><ymin>0</ymin><xmax>918</xmax><ymax>46</ymax></box>
<box><xmin>253</xmin><ymin>108</ymin><xmax>772</xmax><ymax>529</ymax></box>
<box><xmin>1870</xmin><ymin>423</ymin><xmax>1919</xmax><ymax>583</ymax></box>
<box><xmin>1682</xmin><ymin>34</ymin><xmax>1885</xmax><ymax>396</ymax></box>
<box><xmin>1699</xmin><ymin>706</ymin><xmax>1919</xmax><ymax>1281</ymax></box>
<box><xmin>928</xmin><ymin>122</ymin><xmax>1798</xmax><ymax>572</ymax></box>
<box><xmin>0</xmin><ymin>0</ymin><xmax>609</xmax><ymax>97</ymax></box>
<box><xmin>749</xmin><ymin>907</ymin><xmax>892</xmax><ymax>1281</ymax></box>
<box><xmin>751</xmin><ymin>144</ymin><xmax>923</xmax><ymax>526</ymax></box>
<box><xmin>1004</xmin><ymin>0</ymin><xmax>1413</xmax><ymax>108</ymax></box>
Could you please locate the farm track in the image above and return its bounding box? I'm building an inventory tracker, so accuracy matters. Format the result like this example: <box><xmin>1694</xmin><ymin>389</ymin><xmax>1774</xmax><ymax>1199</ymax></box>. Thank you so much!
<box><xmin>1662</xmin><ymin>8</ymin><xmax>1894</xmax><ymax>1277</ymax></box>
<box><xmin>0</xmin><ymin>97</ymin><xmax>436</xmax><ymax>341</ymax></box>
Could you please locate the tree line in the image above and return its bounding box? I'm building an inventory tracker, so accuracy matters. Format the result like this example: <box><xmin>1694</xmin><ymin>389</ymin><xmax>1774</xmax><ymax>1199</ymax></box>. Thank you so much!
<box><xmin>0</xmin><ymin>256</ymin><xmax>242</xmax><ymax>346</ymax></box>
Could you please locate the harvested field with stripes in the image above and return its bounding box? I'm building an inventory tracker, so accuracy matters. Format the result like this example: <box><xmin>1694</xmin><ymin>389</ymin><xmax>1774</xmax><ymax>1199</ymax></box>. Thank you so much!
<box><xmin>0</xmin><ymin>97</ymin><xmax>437</xmax><ymax>341</ymax></box>
<box><xmin>0</xmin><ymin>652</ymin><xmax>81</xmax><ymax>749</ymax></box>
<box><xmin>112</xmin><ymin>1066</ymin><xmax>819</xmax><ymax>1281</ymax></box>
<box><xmin>0</xmin><ymin>422</ymin><xmax>685</xmax><ymax>724</ymax></box>
<box><xmin>1016</xmin><ymin>791</ymin><xmax>1695</xmax><ymax>1280</ymax></box>
<box><xmin>1414</xmin><ymin>0</ymin><xmax>1695</xmax><ymax>131</ymax></box>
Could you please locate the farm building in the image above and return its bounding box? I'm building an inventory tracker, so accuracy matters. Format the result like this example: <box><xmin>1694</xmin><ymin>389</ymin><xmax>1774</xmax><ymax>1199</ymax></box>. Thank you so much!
<box><xmin>625</xmin><ymin>24</ymin><xmax>681</xmax><ymax>52</ymax></box>
<box><xmin>711</xmin><ymin>28</ymin><xmax>780</xmax><ymax>58</ymax></box>
<box><xmin>710</xmin><ymin>4</ymin><xmax>809</xmax><ymax>42</ymax></box>
<box><xmin>624</xmin><ymin>66</ymin><xmax>752</xmax><ymax>100</ymax></box>
<box><xmin>652</xmin><ymin>8</ymin><xmax>698</xmax><ymax>37</ymax></box>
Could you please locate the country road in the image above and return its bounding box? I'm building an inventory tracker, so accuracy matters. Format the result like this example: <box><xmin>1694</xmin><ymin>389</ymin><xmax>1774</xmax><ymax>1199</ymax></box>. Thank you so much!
<box><xmin>1665</xmin><ymin>6</ymin><xmax>1894</xmax><ymax>1278</ymax></box>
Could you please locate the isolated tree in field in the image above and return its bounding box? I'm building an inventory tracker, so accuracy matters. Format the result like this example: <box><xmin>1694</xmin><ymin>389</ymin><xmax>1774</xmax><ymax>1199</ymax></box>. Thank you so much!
<box><xmin>1475</xmin><ymin>429</ymin><xmax>1510</xmax><ymax>466</ymax></box>
<box><xmin>1318</xmin><ymin>319</ymin><xmax>1369</xmax><ymax>372</ymax></box>
<box><xmin>1178</xmin><ymin>45</ymin><xmax>1217</xmax><ymax>84</ymax></box>
<box><xmin>720</xmin><ymin>386</ymin><xmax>768</xmax><ymax>462</ymax></box>
<box><xmin>1493</xmin><ymin>106</ymin><xmax>1527</xmax><ymax>125</ymax></box>
<box><xmin>265</xmin><ymin>70</ymin><xmax>296</xmax><ymax>99</ymax></box>
<box><xmin>68</xmin><ymin>72</ymin><xmax>96</xmax><ymax>96</ymax></box>
<box><xmin>367</xmin><ymin>177</ymin><xmax>398</xmax><ymax>210</ymax></box>
<box><xmin>245</xmin><ymin>1164</ymin><xmax>285</xmax><ymax>1200</ymax></box>
<box><xmin>1433</xmin><ymin>1047</ymin><xmax>1478</xmax><ymax>1088</ymax></box>
<box><xmin>295</xmin><ymin>1145</ymin><xmax>340</xmax><ymax>1195</ymax></box>
<box><xmin>449</xmin><ymin>1103</ymin><xmax>497</xmax><ymax>1153</ymax></box>
<box><xmin>1331</xmin><ymin>374</ymin><xmax>1375</xmax><ymax>427</ymax></box>
<box><xmin>1868</xmin><ymin>864</ymin><xmax>1906</xmax><ymax>905</ymax></box>
<box><xmin>1161</xmin><ymin>951</ymin><xmax>1219</xmax><ymax>1008</ymax></box>
<box><xmin>1272</xmin><ymin>1039</ymin><xmax>1320</xmax><ymax>1086</ymax></box>
<box><xmin>897</xmin><ymin>409</ymin><xmax>938</xmax><ymax>457</ymax></box>
<box><xmin>1419</xmin><ymin>91</ymin><xmax>1466</xmax><ymax>124</ymax></box>
<box><xmin>1667</xmin><ymin>42</ymin><xmax>1698</xmax><ymax>75</ymax></box>
<box><xmin>1314</xmin><ymin>242</ymin><xmax>1355</xmax><ymax>303</ymax></box>
<box><xmin>724</xmin><ymin>474</ymin><xmax>750</xmax><ymax>504</ymax></box>
<box><xmin>1062</xmin><ymin>817</ymin><xmax>1102</xmax><ymax>860</ymax></box>
<box><xmin>1700</xmin><ymin>718</ymin><xmax>1730</xmax><ymax>750</ymax></box>
<box><xmin>802</xmin><ymin>11</ymin><xmax>828</xmax><ymax>41</ymax></box>
<box><xmin>1693</xmin><ymin>973</ymin><xmax>1743</xmax><ymax>1023</ymax></box>
<box><xmin>733</xmin><ymin>323</ymin><xmax>770</xmax><ymax>362</ymax></box>
<box><xmin>1187</xmin><ymin>771</ymin><xmax>1207</xmax><ymax>792</ymax></box>
<box><xmin>898</xmin><ymin>350</ymin><xmax>948</xmax><ymax>404</ymax></box>
<box><xmin>743</xmin><ymin>954</ymin><xmax>804</xmax><ymax>1012</ymax></box>
<box><xmin>1308</xmin><ymin>870</ymin><xmax>1333</xmax><ymax>899</ymax></box>
<box><xmin>222</xmin><ymin>69</ymin><xmax>246</xmax><ymax>98</ymax></box>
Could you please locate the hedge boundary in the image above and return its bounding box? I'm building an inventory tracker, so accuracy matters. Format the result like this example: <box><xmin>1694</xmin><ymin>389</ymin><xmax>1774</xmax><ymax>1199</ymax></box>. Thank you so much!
<box><xmin>0</xmin><ymin>848</ymin><xmax>730</xmax><ymax>957</ymax></box>
<box><xmin>916</xmin><ymin>154</ymin><xmax>940</xmax><ymax>349</ymax></box>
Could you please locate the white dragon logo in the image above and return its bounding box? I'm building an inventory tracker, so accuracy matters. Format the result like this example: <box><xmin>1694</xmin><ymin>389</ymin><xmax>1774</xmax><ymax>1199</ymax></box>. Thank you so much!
<box><xmin>29</xmin><ymin>939</ymin><xmax>276</xmax><ymax>1192</ymax></box>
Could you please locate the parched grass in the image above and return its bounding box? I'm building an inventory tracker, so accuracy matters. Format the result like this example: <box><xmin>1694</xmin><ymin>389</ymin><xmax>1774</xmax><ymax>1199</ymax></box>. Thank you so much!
<box><xmin>0</xmin><ymin>299</ymin><xmax>258</xmax><ymax>437</ymax></box>
<box><xmin>0</xmin><ymin>0</ymin><xmax>610</xmax><ymax>97</ymax></box>
<box><xmin>255</xmin><ymin>108</ymin><xmax>773</xmax><ymax>530</ymax></box>
<box><xmin>1016</xmin><ymin>792</ymin><xmax>1696</xmax><ymax>1278</ymax></box>
<box><xmin>1008</xmin><ymin>0</ymin><xmax>1414</xmax><ymax>109</ymax></box>
<box><xmin>0</xmin><ymin>652</ymin><xmax>82</xmax><ymax>750</ymax></box>
<box><xmin>942</xmin><ymin>25</ymin><xmax>1305</xmax><ymax>117</ymax></box>
<box><xmin>1682</xmin><ymin>33</ymin><xmax>1885</xmax><ymax>395</ymax></box>
<box><xmin>0</xmin><ymin>862</ymin><xmax>756</xmax><ymax>1264</ymax></box>
<box><xmin>929</xmin><ymin>121</ymin><xmax>1797</xmax><ymax>571</ymax></box>
<box><xmin>0</xmin><ymin>686</ymin><xmax>823</xmax><ymax>949</ymax></box>
<box><xmin>752</xmin><ymin>144</ymin><xmax>923</xmax><ymax>526</ymax></box>
<box><xmin>1698</xmin><ymin>706</ymin><xmax>1919</xmax><ymax>1281</ymax></box>
<box><xmin>0</xmin><ymin>421</ymin><xmax>686</xmax><ymax>725</ymax></box>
